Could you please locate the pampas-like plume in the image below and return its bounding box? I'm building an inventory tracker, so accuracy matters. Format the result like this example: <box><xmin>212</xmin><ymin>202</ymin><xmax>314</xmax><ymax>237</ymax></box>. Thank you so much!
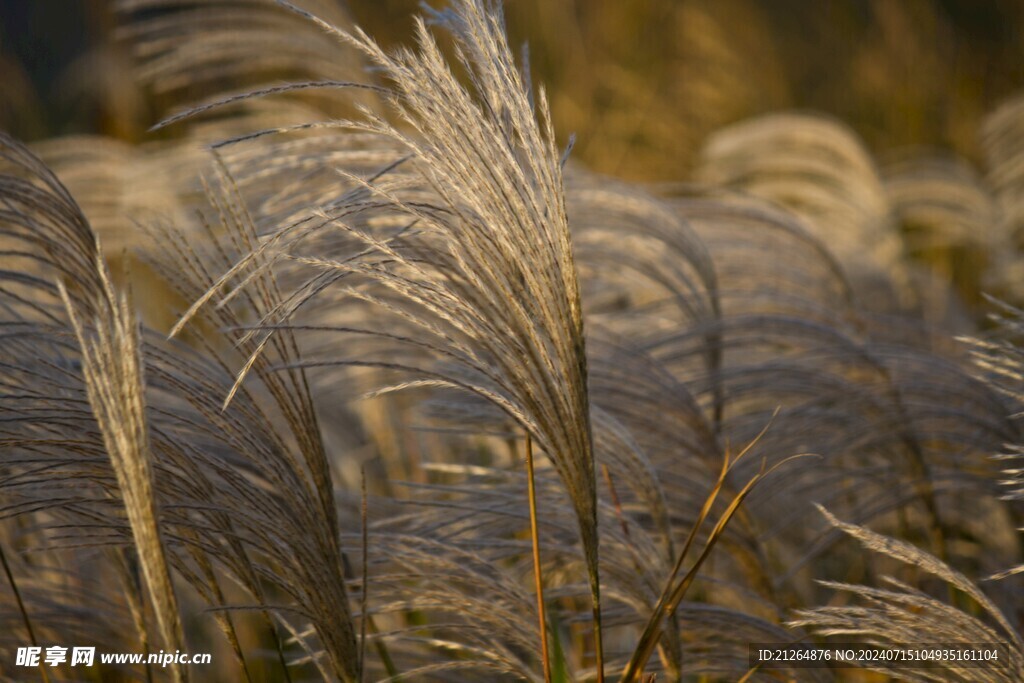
<box><xmin>792</xmin><ymin>506</ymin><xmax>1024</xmax><ymax>682</ymax></box>
<box><xmin>60</xmin><ymin>261</ymin><xmax>188</xmax><ymax>683</ymax></box>
<box><xmin>1</xmin><ymin>130</ymin><xmax>364</xmax><ymax>680</ymax></box>
<box><xmin>169</xmin><ymin>0</ymin><xmax>605</xmax><ymax>675</ymax></box>
<box><xmin>0</xmin><ymin>131</ymin><xmax>186</xmax><ymax>680</ymax></box>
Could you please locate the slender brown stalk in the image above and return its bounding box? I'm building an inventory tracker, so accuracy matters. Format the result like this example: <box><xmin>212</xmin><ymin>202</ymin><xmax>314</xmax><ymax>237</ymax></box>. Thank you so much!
<box><xmin>0</xmin><ymin>544</ymin><xmax>50</xmax><ymax>683</ymax></box>
<box><xmin>353</xmin><ymin>465</ymin><xmax>400</xmax><ymax>682</ymax></box>
<box><xmin>526</xmin><ymin>434</ymin><xmax>553</xmax><ymax>683</ymax></box>
<box><xmin>736</xmin><ymin>667</ymin><xmax>760</xmax><ymax>683</ymax></box>
<box><xmin>601</xmin><ymin>464</ymin><xmax>631</xmax><ymax>542</ymax></box>
<box><xmin>359</xmin><ymin>466</ymin><xmax>368</xmax><ymax>682</ymax></box>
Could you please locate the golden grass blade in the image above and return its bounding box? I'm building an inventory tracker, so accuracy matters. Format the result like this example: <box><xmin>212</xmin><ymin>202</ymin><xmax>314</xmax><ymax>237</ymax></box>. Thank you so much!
<box><xmin>619</xmin><ymin>420</ymin><xmax>806</xmax><ymax>682</ymax></box>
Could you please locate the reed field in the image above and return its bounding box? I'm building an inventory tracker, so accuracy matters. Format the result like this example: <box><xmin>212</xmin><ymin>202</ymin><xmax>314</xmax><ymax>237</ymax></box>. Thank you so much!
<box><xmin>2</xmin><ymin>1</ymin><xmax>1024</xmax><ymax>681</ymax></box>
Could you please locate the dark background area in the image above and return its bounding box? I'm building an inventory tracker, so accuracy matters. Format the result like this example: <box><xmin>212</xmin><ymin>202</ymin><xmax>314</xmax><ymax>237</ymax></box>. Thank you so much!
<box><xmin>2</xmin><ymin>0</ymin><xmax>1022</xmax><ymax>179</ymax></box>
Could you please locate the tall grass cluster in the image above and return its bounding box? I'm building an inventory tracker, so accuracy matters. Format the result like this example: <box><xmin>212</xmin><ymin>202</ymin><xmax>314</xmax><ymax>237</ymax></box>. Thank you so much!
<box><xmin>1</xmin><ymin>1</ymin><xmax>1023</xmax><ymax>681</ymax></box>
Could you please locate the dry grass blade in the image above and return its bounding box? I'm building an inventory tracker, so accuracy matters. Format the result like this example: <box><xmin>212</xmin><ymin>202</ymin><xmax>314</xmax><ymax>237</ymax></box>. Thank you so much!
<box><xmin>619</xmin><ymin>417</ymin><xmax>806</xmax><ymax>682</ymax></box>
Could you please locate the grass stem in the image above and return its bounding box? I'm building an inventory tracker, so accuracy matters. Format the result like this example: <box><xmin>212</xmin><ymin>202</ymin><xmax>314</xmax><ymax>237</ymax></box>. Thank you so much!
<box><xmin>360</xmin><ymin>466</ymin><xmax>368</xmax><ymax>682</ymax></box>
<box><xmin>526</xmin><ymin>434</ymin><xmax>553</xmax><ymax>683</ymax></box>
<box><xmin>0</xmin><ymin>543</ymin><xmax>50</xmax><ymax>683</ymax></box>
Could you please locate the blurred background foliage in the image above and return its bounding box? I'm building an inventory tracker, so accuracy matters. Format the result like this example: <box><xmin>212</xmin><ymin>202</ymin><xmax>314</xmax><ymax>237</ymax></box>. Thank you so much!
<box><xmin>2</xmin><ymin>0</ymin><xmax>1022</xmax><ymax>180</ymax></box>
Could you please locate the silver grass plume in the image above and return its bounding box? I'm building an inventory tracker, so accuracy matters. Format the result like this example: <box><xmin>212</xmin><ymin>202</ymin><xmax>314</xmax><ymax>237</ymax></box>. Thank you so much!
<box><xmin>0</xmin><ymin>132</ymin><xmax>187</xmax><ymax>681</ymax></box>
<box><xmin>60</xmin><ymin>260</ymin><xmax>188</xmax><ymax>683</ymax></box>
<box><xmin>314</xmin><ymin>8</ymin><xmax>605</xmax><ymax>659</ymax></box>
<box><xmin>791</xmin><ymin>506</ymin><xmax>1024</xmax><ymax>682</ymax></box>
<box><xmin>167</xmin><ymin>0</ymin><xmax>605</xmax><ymax>675</ymax></box>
